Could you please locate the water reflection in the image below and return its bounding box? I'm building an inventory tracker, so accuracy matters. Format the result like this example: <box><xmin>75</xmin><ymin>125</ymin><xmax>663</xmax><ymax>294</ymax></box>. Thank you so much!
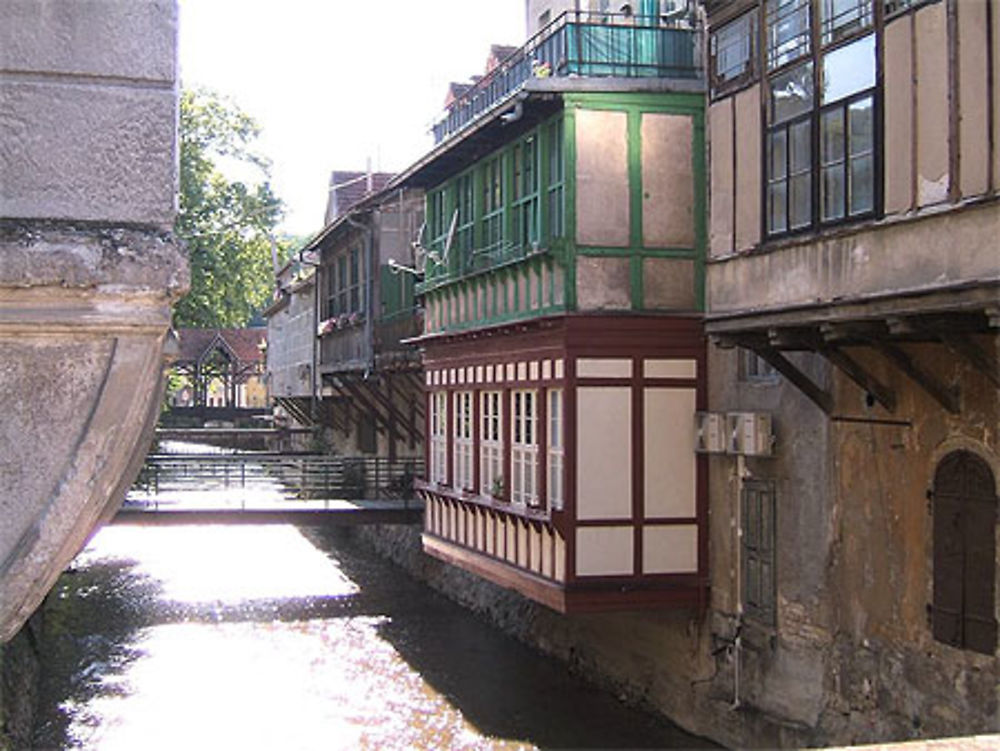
<box><xmin>36</xmin><ymin>524</ymin><xmax>715</xmax><ymax>750</ymax></box>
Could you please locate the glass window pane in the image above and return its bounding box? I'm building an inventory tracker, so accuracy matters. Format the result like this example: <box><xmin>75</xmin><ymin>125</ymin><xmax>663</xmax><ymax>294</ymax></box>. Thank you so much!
<box><xmin>789</xmin><ymin>173</ymin><xmax>811</xmax><ymax>228</ymax></box>
<box><xmin>789</xmin><ymin>120</ymin><xmax>812</xmax><ymax>173</ymax></box>
<box><xmin>769</xmin><ymin>129</ymin><xmax>788</xmax><ymax>180</ymax></box>
<box><xmin>767</xmin><ymin>0</ymin><xmax>811</xmax><ymax>69</ymax></box>
<box><xmin>822</xmin><ymin>164</ymin><xmax>846</xmax><ymax>220</ymax></box>
<box><xmin>821</xmin><ymin>108</ymin><xmax>845</xmax><ymax>164</ymax></box>
<box><xmin>770</xmin><ymin>62</ymin><xmax>814</xmax><ymax>123</ymax></box>
<box><xmin>848</xmin><ymin>96</ymin><xmax>874</xmax><ymax>156</ymax></box>
<box><xmin>768</xmin><ymin>182</ymin><xmax>788</xmax><ymax>233</ymax></box>
<box><xmin>822</xmin><ymin>33</ymin><xmax>875</xmax><ymax>104</ymax></box>
<box><xmin>713</xmin><ymin>11</ymin><xmax>755</xmax><ymax>82</ymax></box>
<box><xmin>821</xmin><ymin>0</ymin><xmax>873</xmax><ymax>44</ymax></box>
<box><xmin>849</xmin><ymin>154</ymin><xmax>874</xmax><ymax>214</ymax></box>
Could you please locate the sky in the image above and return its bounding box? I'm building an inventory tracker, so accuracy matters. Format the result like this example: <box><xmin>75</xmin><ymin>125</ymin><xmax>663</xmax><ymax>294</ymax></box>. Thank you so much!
<box><xmin>178</xmin><ymin>0</ymin><xmax>528</xmax><ymax>238</ymax></box>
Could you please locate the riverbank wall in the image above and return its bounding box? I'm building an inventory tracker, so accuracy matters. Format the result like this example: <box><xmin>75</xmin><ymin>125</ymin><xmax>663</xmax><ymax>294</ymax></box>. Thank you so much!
<box><xmin>345</xmin><ymin>522</ymin><xmax>751</xmax><ymax>747</ymax></box>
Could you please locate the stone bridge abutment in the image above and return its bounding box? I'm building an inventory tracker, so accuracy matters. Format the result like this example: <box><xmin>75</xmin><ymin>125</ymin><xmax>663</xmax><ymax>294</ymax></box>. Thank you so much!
<box><xmin>0</xmin><ymin>0</ymin><xmax>188</xmax><ymax>641</ymax></box>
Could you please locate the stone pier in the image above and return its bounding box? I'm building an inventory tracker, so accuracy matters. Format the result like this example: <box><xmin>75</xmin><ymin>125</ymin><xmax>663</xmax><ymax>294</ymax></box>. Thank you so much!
<box><xmin>0</xmin><ymin>0</ymin><xmax>188</xmax><ymax>641</ymax></box>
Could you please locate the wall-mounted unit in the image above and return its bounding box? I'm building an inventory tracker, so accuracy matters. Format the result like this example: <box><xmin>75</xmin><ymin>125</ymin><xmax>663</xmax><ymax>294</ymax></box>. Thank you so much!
<box><xmin>726</xmin><ymin>412</ymin><xmax>774</xmax><ymax>457</ymax></box>
<box><xmin>695</xmin><ymin>411</ymin><xmax>726</xmax><ymax>453</ymax></box>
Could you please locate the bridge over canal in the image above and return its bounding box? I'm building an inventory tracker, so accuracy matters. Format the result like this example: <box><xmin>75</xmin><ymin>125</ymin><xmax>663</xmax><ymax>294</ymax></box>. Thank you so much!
<box><xmin>116</xmin><ymin>453</ymin><xmax>423</xmax><ymax>526</ymax></box>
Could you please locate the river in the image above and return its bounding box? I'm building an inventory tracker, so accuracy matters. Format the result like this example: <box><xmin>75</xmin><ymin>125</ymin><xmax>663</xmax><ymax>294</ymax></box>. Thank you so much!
<box><xmin>33</xmin><ymin>520</ymin><xmax>716</xmax><ymax>750</ymax></box>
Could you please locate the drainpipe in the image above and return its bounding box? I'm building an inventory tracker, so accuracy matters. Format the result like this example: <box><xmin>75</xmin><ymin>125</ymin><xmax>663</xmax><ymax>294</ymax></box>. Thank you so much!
<box><xmin>732</xmin><ymin>453</ymin><xmax>749</xmax><ymax>710</ymax></box>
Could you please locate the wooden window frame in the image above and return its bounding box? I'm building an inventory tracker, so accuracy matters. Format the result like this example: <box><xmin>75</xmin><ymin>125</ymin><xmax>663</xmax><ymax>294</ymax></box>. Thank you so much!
<box><xmin>511</xmin><ymin>389</ymin><xmax>540</xmax><ymax>508</ymax></box>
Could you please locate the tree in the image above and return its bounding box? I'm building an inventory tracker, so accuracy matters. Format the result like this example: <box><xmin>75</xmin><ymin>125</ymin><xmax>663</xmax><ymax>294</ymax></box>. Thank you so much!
<box><xmin>173</xmin><ymin>88</ymin><xmax>286</xmax><ymax>328</ymax></box>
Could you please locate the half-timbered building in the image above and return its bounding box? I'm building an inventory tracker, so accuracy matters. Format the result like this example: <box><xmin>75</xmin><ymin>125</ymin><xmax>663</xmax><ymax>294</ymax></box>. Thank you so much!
<box><xmin>395</xmin><ymin>4</ymin><xmax>709</xmax><ymax>612</ymax></box>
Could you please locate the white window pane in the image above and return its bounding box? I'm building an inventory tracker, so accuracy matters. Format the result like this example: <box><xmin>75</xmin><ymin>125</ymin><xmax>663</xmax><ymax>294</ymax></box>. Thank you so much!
<box><xmin>822</xmin><ymin>34</ymin><xmax>875</xmax><ymax>104</ymax></box>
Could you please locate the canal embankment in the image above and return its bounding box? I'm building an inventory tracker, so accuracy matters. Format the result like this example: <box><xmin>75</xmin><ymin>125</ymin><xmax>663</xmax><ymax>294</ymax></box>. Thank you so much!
<box><xmin>345</xmin><ymin>521</ymin><xmax>722</xmax><ymax>743</ymax></box>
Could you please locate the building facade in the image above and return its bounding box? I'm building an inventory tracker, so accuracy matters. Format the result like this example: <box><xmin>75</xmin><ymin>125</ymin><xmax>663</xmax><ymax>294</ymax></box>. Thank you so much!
<box><xmin>701</xmin><ymin>0</ymin><xmax>1000</xmax><ymax>743</ymax></box>
<box><xmin>309</xmin><ymin>186</ymin><xmax>425</xmax><ymax>459</ymax></box>
<box><xmin>399</xmin><ymin>5</ymin><xmax>709</xmax><ymax>613</ymax></box>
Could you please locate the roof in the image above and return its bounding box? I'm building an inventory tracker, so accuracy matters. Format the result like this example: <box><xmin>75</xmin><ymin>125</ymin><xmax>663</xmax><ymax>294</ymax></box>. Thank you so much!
<box><xmin>325</xmin><ymin>170</ymin><xmax>395</xmax><ymax>225</ymax></box>
<box><xmin>174</xmin><ymin>328</ymin><xmax>267</xmax><ymax>364</ymax></box>
<box><xmin>487</xmin><ymin>44</ymin><xmax>518</xmax><ymax>71</ymax></box>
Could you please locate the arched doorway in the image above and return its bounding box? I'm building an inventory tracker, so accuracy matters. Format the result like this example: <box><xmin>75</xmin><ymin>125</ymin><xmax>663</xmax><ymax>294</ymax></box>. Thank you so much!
<box><xmin>932</xmin><ymin>450</ymin><xmax>998</xmax><ymax>655</ymax></box>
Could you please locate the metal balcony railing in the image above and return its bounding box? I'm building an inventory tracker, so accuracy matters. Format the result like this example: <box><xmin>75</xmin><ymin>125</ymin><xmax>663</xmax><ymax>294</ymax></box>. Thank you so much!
<box><xmin>431</xmin><ymin>10</ymin><xmax>703</xmax><ymax>145</ymax></box>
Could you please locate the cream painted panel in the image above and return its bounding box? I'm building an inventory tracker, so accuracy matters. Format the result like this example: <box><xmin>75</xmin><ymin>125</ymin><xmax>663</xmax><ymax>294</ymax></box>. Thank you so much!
<box><xmin>884</xmin><ymin>14</ymin><xmax>914</xmax><ymax>214</ymax></box>
<box><xmin>555</xmin><ymin>534</ymin><xmax>566</xmax><ymax>581</ymax></box>
<box><xmin>733</xmin><ymin>85</ymin><xmax>761</xmax><ymax>252</ymax></box>
<box><xmin>958</xmin><ymin>0</ymin><xmax>990</xmax><ymax>198</ymax></box>
<box><xmin>643</xmin><ymin>359</ymin><xmax>697</xmax><ymax>379</ymax></box>
<box><xmin>486</xmin><ymin>515</ymin><xmax>495</xmax><ymax>555</ymax></box>
<box><xmin>577</xmin><ymin>357</ymin><xmax>633</xmax><ymax>379</ymax></box>
<box><xmin>506</xmin><ymin>520</ymin><xmax>517</xmax><ymax>564</ymax></box>
<box><xmin>576</xmin><ymin>108</ymin><xmax>630</xmax><ymax>247</ymax></box>
<box><xmin>577</xmin><ymin>387</ymin><xmax>632</xmax><ymax>520</ymax></box>
<box><xmin>542</xmin><ymin>527</ymin><xmax>553</xmax><ymax>578</ymax></box>
<box><xmin>576</xmin><ymin>527</ymin><xmax>634</xmax><ymax>576</ymax></box>
<box><xmin>915</xmin><ymin>1</ymin><xmax>950</xmax><ymax>206</ymax></box>
<box><xmin>642</xmin><ymin>525</ymin><xmax>698</xmax><ymax>574</ymax></box>
<box><xmin>518</xmin><ymin>522</ymin><xmax>528</xmax><ymax>568</ymax></box>
<box><xmin>709</xmin><ymin>98</ymin><xmax>734</xmax><ymax>257</ymax></box>
<box><xmin>642</xmin><ymin>113</ymin><xmax>694</xmax><ymax>248</ymax></box>
<box><xmin>644</xmin><ymin>388</ymin><xmax>697</xmax><ymax>519</ymax></box>
<box><xmin>530</xmin><ymin>527</ymin><xmax>542</xmax><ymax>573</ymax></box>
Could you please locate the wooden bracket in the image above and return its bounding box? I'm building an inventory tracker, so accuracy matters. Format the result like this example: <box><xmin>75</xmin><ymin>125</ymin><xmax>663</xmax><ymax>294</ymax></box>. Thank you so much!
<box><xmin>938</xmin><ymin>333</ymin><xmax>999</xmax><ymax>388</ymax></box>
<box><xmin>754</xmin><ymin>346</ymin><xmax>834</xmax><ymax>415</ymax></box>
<box><xmin>873</xmin><ymin>341</ymin><xmax>961</xmax><ymax>414</ymax></box>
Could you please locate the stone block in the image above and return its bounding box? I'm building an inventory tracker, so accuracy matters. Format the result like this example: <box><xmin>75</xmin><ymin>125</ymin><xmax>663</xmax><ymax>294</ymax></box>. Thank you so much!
<box><xmin>0</xmin><ymin>0</ymin><xmax>177</xmax><ymax>83</ymax></box>
<box><xmin>0</xmin><ymin>81</ymin><xmax>177</xmax><ymax>226</ymax></box>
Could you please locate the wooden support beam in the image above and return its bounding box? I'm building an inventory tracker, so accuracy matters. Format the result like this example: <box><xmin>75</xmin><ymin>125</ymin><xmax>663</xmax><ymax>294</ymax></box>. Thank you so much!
<box><xmin>820</xmin><ymin>347</ymin><xmax>897</xmax><ymax>413</ymax></box>
<box><xmin>873</xmin><ymin>341</ymin><xmax>961</xmax><ymax>414</ymax></box>
<box><xmin>754</xmin><ymin>347</ymin><xmax>834</xmax><ymax>415</ymax></box>
<box><xmin>938</xmin><ymin>333</ymin><xmax>1000</xmax><ymax>388</ymax></box>
<box><xmin>335</xmin><ymin>377</ymin><xmax>390</xmax><ymax>436</ymax></box>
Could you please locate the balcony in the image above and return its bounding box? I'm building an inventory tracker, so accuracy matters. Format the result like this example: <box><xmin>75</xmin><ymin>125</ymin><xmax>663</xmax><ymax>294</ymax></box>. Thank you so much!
<box><xmin>431</xmin><ymin>10</ymin><xmax>702</xmax><ymax>145</ymax></box>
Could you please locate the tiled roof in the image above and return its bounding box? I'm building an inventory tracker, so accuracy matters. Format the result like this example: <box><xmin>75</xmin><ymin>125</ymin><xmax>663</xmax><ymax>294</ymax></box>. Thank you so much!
<box><xmin>487</xmin><ymin>44</ymin><xmax>518</xmax><ymax>71</ymax></box>
<box><xmin>325</xmin><ymin>170</ymin><xmax>395</xmax><ymax>224</ymax></box>
<box><xmin>175</xmin><ymin>328</ymin><xmax>267</xmax><ymax>364</ymax></box>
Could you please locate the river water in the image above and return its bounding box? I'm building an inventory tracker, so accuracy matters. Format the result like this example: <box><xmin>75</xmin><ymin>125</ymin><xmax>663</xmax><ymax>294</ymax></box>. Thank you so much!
<box><xmin>33</xmin><ymin>520</ymin><xmax>715</xmax><ymax>750</ymax></box>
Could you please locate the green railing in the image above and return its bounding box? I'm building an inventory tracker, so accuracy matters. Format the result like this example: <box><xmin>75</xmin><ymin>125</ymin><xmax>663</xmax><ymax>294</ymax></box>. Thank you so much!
<box><xmin>432</xmin><ymin>9</ymin><xmax>701</xmax><ymax>144</ymax></box>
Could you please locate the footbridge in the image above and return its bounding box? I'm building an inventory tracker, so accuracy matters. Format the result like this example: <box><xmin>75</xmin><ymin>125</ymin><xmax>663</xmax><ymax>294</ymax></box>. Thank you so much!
<box><xmin>116</xmin><ymin>453</ymin><xmax>423</xmax><ymax>526</ymax></box>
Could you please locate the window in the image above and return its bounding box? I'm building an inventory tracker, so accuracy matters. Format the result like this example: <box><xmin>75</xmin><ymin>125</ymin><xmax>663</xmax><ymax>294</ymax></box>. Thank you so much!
<box><xmin>932</xmin><ymin>451</ymin><xmax>997</xmax><ymax>655</ymax></box>
<box><xmin>481</xmin><ymin>155</ymin><xmax>505</xmax><ymax>257</ymax></box>
<box><xmin>349</xmin><ymin>246</ymin><xmax>361</xmax><ymax>313</ymax></box>
<box><xmin>453</xmin><ymin>391</ymin><xmax>474</xmax><ymax>491</ymax></box>
<box><xmin>456</xmin><ymin>172</ymin><xmax>474</xmax><ymax>269</ymax></box>
<box><xmin>480</xmin><ymin>391</ymin><xmax>504</xmax><ymax>496</ymax></box>
<box><xmin>884</xmin><ymin>0</ymin><xmax>935</xmax><ymax>16</ymax></box>
<box><xmin>428</xmin><ymin>189</ymin><xmax>449</xmax><ymax>274</ymax></box>
<box><xmin>710</xmin><ymin>10</ymin><xmax>757</xmax><ymax>93</ymax></box>
<box><xmin>429</xmin><ymin>392</ymin><xmax>448</xmax><ymax>484</ymax></box>
<box><xmin>511</xmin><ymin>390</ymin><xmax>539</xmax><ymax>506</ymax></box>
<box><xmin>766</xmin><ymin>0</ymin><xmax>811</xmax><ymax>70</ymax></box>
<box><xmin>512</xmin><ymin>136</ymin><xmax>540</xmax><ymax>252</ymax></box>
<box><xmin>547</xmin><ymin>389</ymin><xmax>564</xmax><ymax>511</ymax></box>
<box><xmin>546</xmin><ymin>119</ymin><xmax>565</xmax><ymax>242</ymax></box>
<box><xmin>738</xmin><ymin>348</ymin><xmax>779</xmax><ymax>382</ymax></box>
<box><xmin>764</xmin><ymin>0</ymin><xmax>878</xmax><ymax>238</ymax></box>
<box><xmin>742</xmin><ymin>479</ymin><xmax>777</xmax><ymax>625</ymax></box>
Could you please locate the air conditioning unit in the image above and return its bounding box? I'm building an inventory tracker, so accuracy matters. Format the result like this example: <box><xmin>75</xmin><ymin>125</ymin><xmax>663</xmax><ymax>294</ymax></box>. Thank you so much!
<box><xmin>694</xmin><ymin>412</ymin><xmax>726</xmax><ymax>454</ymax></box>
<box><xmin>726</xmin><ymin>412</ymin><xmax>774</xmax><ymax>457</ymax></box>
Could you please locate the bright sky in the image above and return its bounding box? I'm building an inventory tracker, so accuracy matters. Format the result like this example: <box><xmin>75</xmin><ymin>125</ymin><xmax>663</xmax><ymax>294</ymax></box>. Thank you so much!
<box><xmin>178</xmin><ymin>1</ymin><xmax>527</xmax><ymax>238</ymax></box>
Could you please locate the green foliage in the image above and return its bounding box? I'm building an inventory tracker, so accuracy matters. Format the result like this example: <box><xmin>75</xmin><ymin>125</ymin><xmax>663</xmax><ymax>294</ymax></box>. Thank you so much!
<box><xmin>173</xmin><ymin>88</ymin><xmax>288</xmax><ymax>328</ymax></box>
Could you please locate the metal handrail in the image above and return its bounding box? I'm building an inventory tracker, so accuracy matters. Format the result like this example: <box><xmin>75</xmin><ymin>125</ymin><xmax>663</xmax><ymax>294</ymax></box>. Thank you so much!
<box><xmin>431</xmin><ymin>9</ymin><xmax>702</xmax><ymax>145</ymax></box>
